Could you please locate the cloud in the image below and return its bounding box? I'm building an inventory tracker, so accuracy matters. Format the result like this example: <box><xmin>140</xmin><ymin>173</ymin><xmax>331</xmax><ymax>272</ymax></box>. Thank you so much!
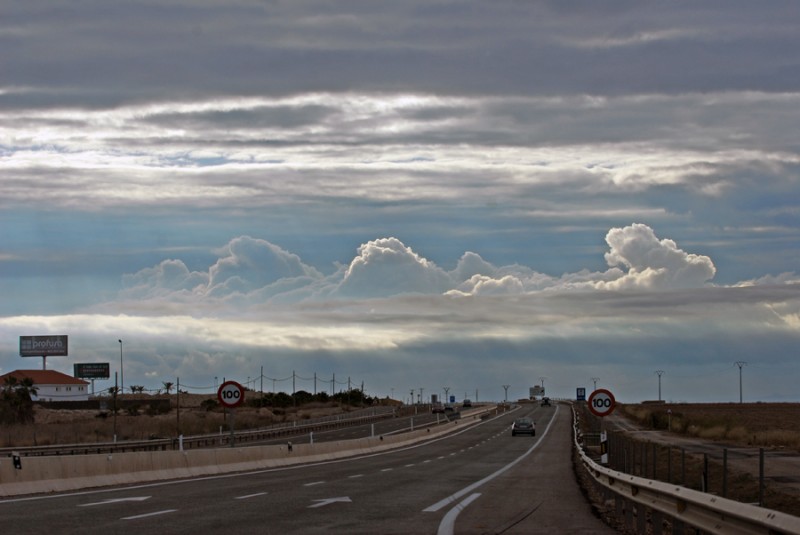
<box><xmin>453</xmin><ymin>274</ymin><xmax>525</xmax><ymax>296</ymax></box>
<box><xmin>336</xmin><ymin>237</ymin><xmax>453</xmax><ymax>298</ymax></box>
<box><xmin>597</xmin><ymin>223</ymin><xmax>716</xmax><ymax>290</ymax></box>
<box><xmin>207</xmin><ymin>236</ymin><xmax>322</xmax><ymax>297</ymax></box>
<box><xmin>121</xmin><ymin>259</ymin><xmax>208</xmax><ymax>299</ymax></box>
<box><xmin>114</xmin><ymin>223</ymin><xmax>720</xmax><ymax>308</ymax></box>
<box><xmin>451</xmin><ymin>251</ymin><xmax>498</xmax><ymax>282</ymax></box>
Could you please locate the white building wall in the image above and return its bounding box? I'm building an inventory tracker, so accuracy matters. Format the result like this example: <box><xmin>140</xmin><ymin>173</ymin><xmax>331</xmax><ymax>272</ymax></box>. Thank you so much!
<box><xmin>33</xmin><ymin>384</ymin><xmax>90</xmax><ymax>402</ymax></box>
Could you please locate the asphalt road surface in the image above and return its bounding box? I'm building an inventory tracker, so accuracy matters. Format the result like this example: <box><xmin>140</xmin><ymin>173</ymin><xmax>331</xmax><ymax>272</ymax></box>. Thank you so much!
<box><xmin>0</xmin><ymin>404</ymin><xmax>617</xmax><ymax>534</ymax></box>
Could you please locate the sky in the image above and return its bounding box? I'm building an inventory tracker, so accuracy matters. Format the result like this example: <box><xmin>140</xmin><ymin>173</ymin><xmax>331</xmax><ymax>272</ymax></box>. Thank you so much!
<box><xmin>1</xmin><ymin>1</ymin><xmax>799</xmax><ymax>404</ymax></box>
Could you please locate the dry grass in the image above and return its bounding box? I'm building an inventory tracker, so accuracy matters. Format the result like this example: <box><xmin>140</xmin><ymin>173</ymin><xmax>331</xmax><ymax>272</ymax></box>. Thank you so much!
<box><xmin>579</xmin><ymin>402</ymin><xmax>800</xmax><ymax>519</ymax></box>
<box><xmin>1</xmin><ymin>396</ymin><xmax>358</xmax><ymax>447</ymax></box>
<box><xmin>621</xmin><ymin>402</ymin><xmax>800</xmax><ymax>451</ymax></box>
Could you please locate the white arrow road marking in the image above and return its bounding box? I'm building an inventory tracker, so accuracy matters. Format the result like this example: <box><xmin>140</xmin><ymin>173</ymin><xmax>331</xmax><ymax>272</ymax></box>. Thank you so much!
<box><xmin>122</xmin><ymin>509</ymin><xmax>177</xmax><ymax>520</ymax></box>
<box><xmin>308</xmin><ymin>497</ymin><xmax>352</xmax><ymax>509</ymax></box>
<box><xmin>79</xmin><ymin>496</ymin><xmax>151</xmax><ymax>507</ymax></box>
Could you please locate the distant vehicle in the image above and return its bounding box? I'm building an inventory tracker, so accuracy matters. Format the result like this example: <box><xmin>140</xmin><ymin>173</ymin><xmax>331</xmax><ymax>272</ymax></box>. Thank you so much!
<box><xmin>431</xmin><ymin>402</ymin><xmax>445</xmax><ymax>413</ymax></box>
<box><xmin>462</xmin><ymin>399</ymin><xmax>472</xmax><ymax>408</ymax></box>
<box><xmin>511</xmin><ymin>417</ymin><xmax>535</xmax><ymax>436</ymax></box>
<box><xmin>541</xmin><ymin>397</ymin><xmax>551</xmax><ymax>406</ymax></box>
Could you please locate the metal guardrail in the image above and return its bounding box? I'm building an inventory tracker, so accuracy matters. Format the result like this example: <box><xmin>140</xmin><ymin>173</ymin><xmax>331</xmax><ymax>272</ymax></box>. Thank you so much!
<box><xmin>1</xmin><ymin>406</ymin><xmax>397</xmax><ymax>457</ymax></box>
<box><xmin>573</xmin><ymin>407</ymin><xmax>800</xmax><ymax>534</ymax></box>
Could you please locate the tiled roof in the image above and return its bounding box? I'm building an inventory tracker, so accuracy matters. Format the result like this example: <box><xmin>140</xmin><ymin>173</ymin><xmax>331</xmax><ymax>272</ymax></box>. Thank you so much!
<box><xmin>0</xmin><ymin>369</ymin><xmax>89</xmax><ymax>386</ymax></box>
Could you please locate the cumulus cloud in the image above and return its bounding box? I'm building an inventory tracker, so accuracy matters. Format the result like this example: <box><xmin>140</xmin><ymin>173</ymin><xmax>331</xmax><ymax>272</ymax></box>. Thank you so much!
<box><xmin>452</xmin><ymin>274</ymin><xmax>525</xmax><ymax>296</ymax></box>
<box><xmin>597</xmin><ymin>223</ymin><xmax>716</xmax><ymax>290</ymax></box>
<box><xmin>121</xmin><ymin>259</ymin><xmax>208</xmax><ymax>298</ymax></box>
<box><xmin>336</xmin><ymin>237</ymin><xmax>454</xmax><ymax>298</ymax></box>
<box><xmin>117</xmin><ymin>224</ymin><xmax>722</xmax><ymax>305</ymax></box>
<box><xmin>120</xmin><ymin>236</ymin><xmax>322</xmax><ymax>303</ymax></box>
<box><xmin>207</xmin><ymin>236</ymin><xmax>322</xmax><ymax>297</ymax></box>
<box><xmin>451</xmin><ymin>251</ymin><xmax>498</xmax><ymax>282</ymax></box>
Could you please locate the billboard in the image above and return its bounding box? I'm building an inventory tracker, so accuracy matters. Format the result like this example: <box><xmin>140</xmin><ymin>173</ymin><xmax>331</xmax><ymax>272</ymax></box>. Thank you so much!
<box><xmin>19</xmin><ymin>335</ymin><xmax>68</xmax><ymax>357</ymax></box>
<box><xmin>529</xmin><ymin>385</ymin><xmax>544</xmax><ymax>398</ymax></box>
<box><xmin>74</xmin><ymin>363</ymin><xmax>110</xmax><ymax>379</ymax></box>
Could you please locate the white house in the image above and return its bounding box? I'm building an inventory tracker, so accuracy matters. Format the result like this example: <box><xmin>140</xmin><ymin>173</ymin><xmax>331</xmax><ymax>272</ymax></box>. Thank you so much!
<box><xmin>0</xmin><ymin>369</ymin><xmax>90</xmax><ymax>402</ymax></box>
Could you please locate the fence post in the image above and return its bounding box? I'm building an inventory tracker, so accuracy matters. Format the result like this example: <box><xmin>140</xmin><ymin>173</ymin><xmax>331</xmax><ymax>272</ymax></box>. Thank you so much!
<box><xmin>681</xmin><ymin>448</ymin><xmax>686</xmax><ymax>485</ymax></box>
<box><xmin>652</xmin><ymin>442</ymin><xmax>657</xmax><ymax>480</ymax></box>
<box><xmin>722</xmin><ymin>448</ymin><xmax>728</xmax><ymax>497</ymax></box>
<box><xmin>667</xmin><ymin>446</ymin><xmax>672</xmax><ymax>483</ymax></box>
<box><xmin>643</xmin><ymin>442</ymin><xmax>648</xmax><ymax>477</ymax></box>
<box><xmin>759</xmin><ymin>448</ymin><xmax>765</xmax><ymax>506</ymax></box>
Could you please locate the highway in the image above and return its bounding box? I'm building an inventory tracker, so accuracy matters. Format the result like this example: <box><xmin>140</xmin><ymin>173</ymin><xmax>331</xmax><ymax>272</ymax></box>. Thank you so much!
<box><xmin>0</xmin><ymin>403</ymin><xmax>616</xmax><ymax>534</ymax></box>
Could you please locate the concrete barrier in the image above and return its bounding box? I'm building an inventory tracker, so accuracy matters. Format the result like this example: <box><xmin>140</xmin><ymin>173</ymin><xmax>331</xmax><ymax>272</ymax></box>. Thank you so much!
<box><xmin>0</xmin><ymin>408</ymin><xmax>495</xmax><ymax>497</ymax></box>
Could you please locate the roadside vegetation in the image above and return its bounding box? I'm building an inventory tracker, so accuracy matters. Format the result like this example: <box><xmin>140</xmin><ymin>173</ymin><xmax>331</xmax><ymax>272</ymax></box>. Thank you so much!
<box><xmin>1</xmin><ymin>376</ymin><xmax>38</xmax><ymax>425</ymax></box>
<box><xmin>0</xmin><ymin>388</ymin><xmax>394</xmax><ymax>447</ymax></box>
<box><xmin>575</xmin><ymin>402</ymin><xmax>800</xmax><ymax>520</ymax></box>
<box><xmin>621</xmin><ymin>402</ymin><xmax>800</xmax><ymax>451</ymax></box>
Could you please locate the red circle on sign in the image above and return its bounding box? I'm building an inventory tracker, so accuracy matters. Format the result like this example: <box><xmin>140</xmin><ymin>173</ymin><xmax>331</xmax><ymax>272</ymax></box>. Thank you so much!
<box><xmin>217</xmin><ymin>380</ymin><xmax>245</xmax><ymax>408</ymax></box>
<box><xmin>587</xmin><ymin>388</ymin><xmax>616</xmax><ymax>417</ymax></box>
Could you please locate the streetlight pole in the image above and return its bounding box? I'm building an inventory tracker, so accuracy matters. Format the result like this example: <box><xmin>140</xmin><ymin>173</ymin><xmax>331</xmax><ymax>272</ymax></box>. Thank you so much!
<box><xmin>502</xmin><ymin>384</ymin><xmax>510</xmax><ymax>403</ymax></box>
<box><xmin>655</xmin><ymin>370</ymin><xmax>665</xmax><ymax>401</ymax></box>
<box><xmin>735</xmin><ymin>361</ymin><xmax>747</xmax><ymax>403</ymax></box>
<box><xmin>591</xmin><ymin>377</ymin><xmax>599</xmax><ymax>391</ymax></box>
<box><xmin>118</xmin><ymin>339</ymin><xmax>123</xmax><ymax>395</ymax></box>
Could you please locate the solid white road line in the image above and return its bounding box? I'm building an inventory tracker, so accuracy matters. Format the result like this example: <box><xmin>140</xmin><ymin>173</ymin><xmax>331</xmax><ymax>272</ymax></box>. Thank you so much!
<box><xmin>235</xmin><ymin>492</ymin><xmax>267</xmax><ymax>499</ymax></box>
<box><xmin>437</xmin><ymin>494</ymin><xmax>482</xmax><ymax>535</ymax></box>
<box><xmin>424</xmin><ymin>405</ymin><xmax>560</xmax><ymax>514</ymax></box>
<box><xmin>122</xmin><ymin>509</ymin><xmax>177</xmax><ymax>520</ymax></box>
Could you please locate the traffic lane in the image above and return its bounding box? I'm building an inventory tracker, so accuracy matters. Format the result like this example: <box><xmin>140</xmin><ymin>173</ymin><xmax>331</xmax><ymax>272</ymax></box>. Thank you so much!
<box><xmin>452</xmin><ymin>406</ymin><xmax>617</xmax><ymax>534</ymax></box>
<box><xmin>0</xmin><ymin>406</ymin><xmax>552</xmax><ymax>534</ymax></box>
<box><xmin>193</xmin><ymin>407</ymin><xmax>559</xmax><ymax>533</ymax></box>
<box><xmin>247</xmin><ymin>410</ymin><xmax>492</xmax><ymax>446</ymax></box>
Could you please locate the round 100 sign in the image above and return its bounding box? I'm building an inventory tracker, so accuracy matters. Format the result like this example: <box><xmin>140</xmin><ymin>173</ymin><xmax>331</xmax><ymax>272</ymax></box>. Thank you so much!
<box><xmin>587</xmin><ymin>388</ymin><xmax>616</xmax><ymax>417</ymax></box>
<box><xmin>217</xmin><ymin>380</ymin><xmax>245</xmax><ymax>408</ymax></box>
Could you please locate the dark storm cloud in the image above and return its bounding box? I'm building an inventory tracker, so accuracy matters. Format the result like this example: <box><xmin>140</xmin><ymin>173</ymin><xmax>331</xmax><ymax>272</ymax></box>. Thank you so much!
<box><xmin>3</xmin><ymin>1</ymin><xmax>799</xmax><ymax>107</ymax></box>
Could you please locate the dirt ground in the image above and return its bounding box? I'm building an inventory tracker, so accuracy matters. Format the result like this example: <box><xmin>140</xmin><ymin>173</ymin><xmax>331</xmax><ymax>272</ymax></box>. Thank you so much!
<box><xmin>2</xmin><ymin>396</ymin><xmax>365</xmax><ymax>446</ymax></box>
<box><xmin>581</xmin><ymin>402</ymin><xmax>800</xmax><ymax>519</ymax></box>
<box><xmin>621</xmin><ymin>402</ymin><xmax>800</xmax><ymax>452</ymax></box>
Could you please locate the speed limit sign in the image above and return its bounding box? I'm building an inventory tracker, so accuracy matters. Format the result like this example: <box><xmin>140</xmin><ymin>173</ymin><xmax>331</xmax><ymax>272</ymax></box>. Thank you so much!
<box><xmin>587</xmin><ymin>388</ymin><xmax>616</xmax><ymax>417</ymax></box>
<box><xmin>217</xmin><ymin>380</ymin><xmax>245</xmax><ymax>408</ymax></box>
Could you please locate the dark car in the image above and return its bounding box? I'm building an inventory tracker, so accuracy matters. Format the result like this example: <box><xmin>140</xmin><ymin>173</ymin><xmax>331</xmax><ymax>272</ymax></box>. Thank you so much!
<box><xmin>541</xmin><ymin>397</ymin><xmax>551</xmax><ymax>407</ymax></box>
<box><xmin>511</xmin><ymin>417</ymin><xmax>535</xmax><ymax>436</ymax></box>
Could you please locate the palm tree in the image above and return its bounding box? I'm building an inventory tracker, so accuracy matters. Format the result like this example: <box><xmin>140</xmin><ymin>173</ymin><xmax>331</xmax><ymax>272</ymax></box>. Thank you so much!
<box><xmin>162</xmin><ymin>381</ymin><xmax>175</xmax><ymax>395</ymax></box>
<box><xmin>1</xmin><ymin>376</ymin><xmax>38</xmax><ymax>424</ymax></box>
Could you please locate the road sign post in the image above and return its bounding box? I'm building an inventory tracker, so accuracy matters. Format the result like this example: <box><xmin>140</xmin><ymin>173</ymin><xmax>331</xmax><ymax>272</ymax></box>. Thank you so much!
<box><xmin>217</xmin><ymin>381</ymin><xmax>245</xmax><ymax>447</ymax></box>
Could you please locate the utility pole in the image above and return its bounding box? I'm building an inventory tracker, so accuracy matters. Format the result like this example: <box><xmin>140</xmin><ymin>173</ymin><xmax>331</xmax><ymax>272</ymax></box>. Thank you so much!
<box><xmin>734</xmin><ymin>361</ymin><xmax>747</xmax><ymax>403</ymax></box>
<box><xmin>591</xmin><ymin>377</ymin><xmax>599</xmax><ymax>391</ymax></box>
<box><xmin>118</xmin><ymin>339</ymin><xmax>124</xmax><ymax>396</ymax></box>
<box><xmin>443</xmin><ymin>386</ymin><xmax>450</xmax><ymax>403</ymax></box>
<box><xmin>655</xmin><ymin>370</ymin><xmax>665</xmax><ymax>401</ymax></box>
<box><xmin>502</xmin><ymin>384</ymin><xmax>510</xmax><ymax>403</ymax></box>
<box><xmin>410</xmin><ymin>389</ymin><xmax>415</xmax><ymax>405</ymax></box>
